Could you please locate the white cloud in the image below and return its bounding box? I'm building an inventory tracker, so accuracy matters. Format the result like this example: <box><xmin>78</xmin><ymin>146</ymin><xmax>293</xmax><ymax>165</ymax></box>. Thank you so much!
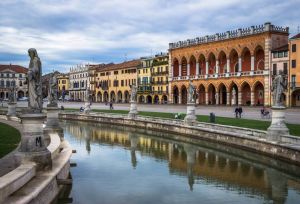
<box><xmin>0</xmin><ymin>0</ymin><xmax>299</xmax><ymax>72</ymax></box>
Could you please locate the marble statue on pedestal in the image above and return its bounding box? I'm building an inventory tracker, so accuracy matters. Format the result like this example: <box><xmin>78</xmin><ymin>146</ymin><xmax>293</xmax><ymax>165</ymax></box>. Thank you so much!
<box><xmin>187</xmin><ymin>80</ymin><xmax>197</xmax><ymax>104</ymax></box>
<box><xmin>271</xmin><ymin>73</ymin><xmax>286</xmax><ymax>107</ymax></box>
<box><xmin>48</xmin><ymin>72</ymin><xmax>58</xmax><ymax>107</ymax></box>
<box><xmin>27</xmin><ymin>48</ymin><xmax>43</xmax><ymax>113</ymax></box>
<box><xmin>130</xmin><ymin>85</ymin><xmax>137</xmax><ymax>102</ymax></box>
<box><xmin>184</xmin><ymin>80</ymin><xmax>197</xmax><ymax>124</ymax></box>
<box><xmin>267</xmin><ymin>72</ymin><xmax>289</xmax><ymax>141</ymax></box>
<box><xmin>128</xmin><ymin>85</ymin><xmax>138</xmax><ymax>119</ymax></box>
<box><xmin>15</xmin><ymin>48</ymin><xmax>51</xmax><ymax>170</ymax></box>
<box><xmin>8</xmin><ymin>86</ymin><xmax>16</xmax><ymax>103</ymax></box>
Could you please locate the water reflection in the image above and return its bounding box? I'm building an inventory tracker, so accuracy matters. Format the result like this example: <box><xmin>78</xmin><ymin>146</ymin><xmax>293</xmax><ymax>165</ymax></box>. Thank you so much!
<box><xmin>62</xmin><ymin>120</ymin><xmax>300</xmax><ymax>204</ymax></box>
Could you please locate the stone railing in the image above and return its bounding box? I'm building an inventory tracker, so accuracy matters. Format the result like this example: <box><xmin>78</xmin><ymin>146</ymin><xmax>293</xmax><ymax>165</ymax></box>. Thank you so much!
<box><xmin>169</xmin><ymin>22</ymin><xmax>289</xmax><ymax>50</ymax></box>
<box><xmin>171</xmin><ymin>70</ymin><xmax>264</xmax><ymax>81</ymax></box>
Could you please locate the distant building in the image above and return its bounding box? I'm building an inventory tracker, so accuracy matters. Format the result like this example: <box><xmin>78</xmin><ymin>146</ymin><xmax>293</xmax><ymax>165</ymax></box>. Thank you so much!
<box><xmin>42</xmin><ymin>71</ymin><xmax>61</xmax><ymax>98</ymax></box>
<box><xmin>95</xmin><ymin>60</ymin><xmax>139</xmax><ymax>103</ymax></box>
<box><xmin>0</xmin><ymin>64</ymin><xmax>28</xmax><ymax>100</ymax></box>
<box><xmin>57</xmin><ymin>73</ymin><xmax>69</xmax><ymax>97</ymax></box>
<box><xmin>69</xmin><ymin>65</ymin><xmax>90</xmax><ymax>101</ymax></box>
<box><xmin>151</xmin><ymin>53</ymin><xmax>169</xmax><ymax>104</ymax></box>
<box><xmin>137</xmin><ymin>53</ymin><xmax>169</xmax><ymax>104</ymax></box>
<box><xmin>137</xmin><ymin>57</ymin><xmax>153</xmax><ymax>103</ymax></box>
<box><xmin>168</xmin><ymin>22</ymin><xmax>289</xmax><ymax>106</ymax></box>
<box><xmin>289</xmin><ymin>33</ymin><xmax>300</xmax><ymax>107</ymax></box>
<box><xmin>271</xmin><ymin>44</ymin><xmax>289</xmax><ymax>106</ymax></box>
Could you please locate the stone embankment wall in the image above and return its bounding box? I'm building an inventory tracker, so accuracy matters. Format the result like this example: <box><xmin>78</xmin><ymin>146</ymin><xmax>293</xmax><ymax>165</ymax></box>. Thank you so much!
<box><xmin>0</xmin><ymin>117</ymin><xmax>72</xmax><ymax>204</ymax></box>
<box><xmin>60</xmin><ymin>112</ymin><xmax>300</xmax><ymax>165</ymax></box>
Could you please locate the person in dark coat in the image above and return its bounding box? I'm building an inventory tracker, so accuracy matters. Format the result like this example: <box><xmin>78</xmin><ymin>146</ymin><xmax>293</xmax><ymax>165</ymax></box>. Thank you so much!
<box><xmin>238</xmin><ymin>106</ymin><xmax>243</xmax><ymax>118</ymax></box>
<box><xmin>234</xmin><ymin>107</ymin><xmax>239</xmax><ymax>118</ymax></box>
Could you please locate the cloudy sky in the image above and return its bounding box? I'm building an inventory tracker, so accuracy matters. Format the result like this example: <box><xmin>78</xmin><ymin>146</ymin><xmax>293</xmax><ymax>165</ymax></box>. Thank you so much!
<box><xmin>0</xmin><ymin>0</ymin><xmax>299</xmax><ymax>74</ymax></box>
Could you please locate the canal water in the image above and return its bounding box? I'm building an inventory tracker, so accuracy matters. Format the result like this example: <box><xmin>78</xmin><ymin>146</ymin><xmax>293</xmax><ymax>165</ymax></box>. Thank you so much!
<box><xmin>59</xmin><ymin>120</ymin><xmax>300</xmax><ymax>204</ymax></box>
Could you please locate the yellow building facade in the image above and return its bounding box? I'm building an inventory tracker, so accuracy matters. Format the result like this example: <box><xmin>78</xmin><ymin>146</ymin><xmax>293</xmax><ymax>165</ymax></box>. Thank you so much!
<box><xmin>137</xmin><ymin>57</ymin><xmax>153</xmax><ymax>103</ymax></box>
<box><xmin>151</xmin><ymin>53</ymin><xmax>169</xmax><ymax>104</ymax></box>
<box><xmin>95</xmin><ymin>60</ymin><xmax>140</xmax><ymax>103</ymax></box>
<box><xmin>289</xmin><ymin>33</ymin><xmax>300</xmax><ymax>107</ymax></box>
<box><xmin>57</xmin><ymin>73</ymin><xmax>69</xmax><ymax>96</ymax></box>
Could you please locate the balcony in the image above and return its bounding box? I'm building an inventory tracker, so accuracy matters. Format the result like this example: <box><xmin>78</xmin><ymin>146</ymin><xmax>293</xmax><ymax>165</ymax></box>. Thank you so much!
<box><xmin>152</xmin><ymin>81</ymin><xmax>168</xmax><ymax>85</ymax></box>
<box><xmin>290</xmin><ymin>83</ymin><xmax>300</xmax><ymax>90</ymax></box>
<box><xmin>151</xmin><ymin>71</ymin><xmax>169</xmax><ymax>76</ymax></box>
<box><xmin>171</xmin><ymin>70</ymin><xmax>265</xmax><ymax>81</ymax></box>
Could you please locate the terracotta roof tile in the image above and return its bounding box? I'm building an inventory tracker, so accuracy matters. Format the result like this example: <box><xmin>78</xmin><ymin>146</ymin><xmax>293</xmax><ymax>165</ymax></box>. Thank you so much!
<box><xmin>99</xmin><ymin>60</ymin><xmax>140</xmax><ymax>72</ymax></box>
<box><xmin>0</xmin><ymin>64</ymin><xmax>28</xmax><ymax>73</ymax></box>
<box><xmin>271</xmin><ymin>44</ymin><xmax>288</xmax><ymax>52</ymax></box>
<box><xmin>290</xmin><ymin>33</ymin><xmax>300</xmax><ymax>40</ymax></box>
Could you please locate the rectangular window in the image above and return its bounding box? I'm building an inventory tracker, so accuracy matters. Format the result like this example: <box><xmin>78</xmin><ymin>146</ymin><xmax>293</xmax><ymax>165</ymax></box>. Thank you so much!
<box><xmin>121</xmin><ymin>80</ymin><xmax>124</xmax><ymax>86</ymax></box>
<box><xmin>273</xmin><ymin>52</ymin><xmax>278</xmax><ymax>58</ymax></box>
<box><xmin>272</xmin><ymin>64</ymin><xmax>277</xmax><ymax>75</ymax></box>
<box><xmin>292</xmin><ymin>75</ymin><xmax>296</xmax><ymax>89</ymax></box>
<box><xmin>292</xmin><ymin>44</ymin><xmax>296</xmax><ymax>52</ymax></box>
<box><xmin>278</xmin><ymin>52</ymin><xmax>283</xmax><ymax>58</ymax></box>
<box><xmin>283</xmin><ymin>63</ymin><xmax>288</xmax><ymax>75</ymax></box>
<box><xmin>284</xmin><ymin>51</ymin><xmax>288</xmax><ymax>57</ymax></box>
<box><xmin>292</xmin><ymin>60</ymin><xmax>296</xmax><ymax>68</ymax></box>
<box><xmin>114</xmin><ymin>71</ymin><xmax>118</xmax><ymax>75</ymax></box>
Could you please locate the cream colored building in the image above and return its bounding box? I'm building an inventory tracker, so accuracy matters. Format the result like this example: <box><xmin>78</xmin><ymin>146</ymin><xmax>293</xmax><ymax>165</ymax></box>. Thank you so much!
<box><xmin>0</xmin><ymin>64</ymin><xmax>28</xmax><ymax>100</ymax></box>
<box><xmin>69</xmin><ymin>65</ymin><xmax>90</xmax><ymax>101</ymax></box>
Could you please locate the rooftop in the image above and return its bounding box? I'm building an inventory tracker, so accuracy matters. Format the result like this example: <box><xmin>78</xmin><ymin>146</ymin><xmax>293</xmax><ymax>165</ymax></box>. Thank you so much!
<box><xmin>0</xmin><ymin>64</ymin><xmax>28</xmax><ymax>73</ymax></box>
<box><xmin>99</xmin><ymin>60</ymin><xmax>140</xmax><ymax>72</ymax></box>
<box><xmin>290</xmin><ymin>33</ymin><xmax>300</xmax><ymax>40</ymax></box>
<box><xmin>169</xmin><ymin>22</ymin><xmax>289</xmax><ymax>50</ymax></box>
<box><xmin>271</xmin><ymin>44</ymin><xmax>289</xmax><ymax>52</ymax></box>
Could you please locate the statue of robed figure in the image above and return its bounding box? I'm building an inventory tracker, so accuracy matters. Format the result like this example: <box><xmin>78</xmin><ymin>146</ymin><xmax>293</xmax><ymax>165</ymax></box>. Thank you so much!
<box><xmin>188</xmin><ymin>80</ymin><xmax>197</xmax><ymax>104</ymax></box>
<box><xmin>130</xmin><ymin>85</ymin><xmax>137</xmax><ymax>102</ymax></box>
<box><xmin>48</xmin><ymin>72</ymin><xmax>58</xmax><ymax>107</ymax></box>
<box><xmin>27</xmin><ymin>48</ymin><xmax>43</xmax><ymax>113</ymax></box>
<box><xmin>8</xmin><ymin>86</ymin><xmax>16</xmax><ymax>103</ymax></box>
<box><xmin>271</xmin><ymin>72</ymin><xmax>287</xmax><ymax>107</ymax></box>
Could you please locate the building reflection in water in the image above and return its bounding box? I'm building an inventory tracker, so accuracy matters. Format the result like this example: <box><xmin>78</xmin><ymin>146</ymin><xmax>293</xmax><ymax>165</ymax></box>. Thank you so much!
<box><xmin>63</xmin><ymin>121</ymin><xmax>300</xmax><ymax>204</ymax></box>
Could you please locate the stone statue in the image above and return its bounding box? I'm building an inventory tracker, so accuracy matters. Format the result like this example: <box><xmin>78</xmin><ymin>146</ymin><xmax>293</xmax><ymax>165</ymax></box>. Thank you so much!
<box><xmin>188</xmin><ymin>80</ymin><xmax>196</xmax><ymax>103</ymax></box>
<box><xmin>8</xmin><ymin>86</ymin><xmax>16</xmax><ymax>103</ymax></box>
<box><xmin>85</xmin><ymin>88</ymin><xmax>92</xmax><ymax>103</ymax></box>
<box><xmin>48</xmin><ymin>72</ymin><xmax>58</xmax><ymax>106</ymax></box>
<box><xmin>271</xmin><ymin>73</ymin><xmax>286</xmax><ymax>107</ymax></box>
<box><xmin>232</xmin><ymin>88</ymin><xmax>236</xmax><ymax>105</ymax></box>
<box><xmin>27</xmin><ymin>48</ymin><xmax>43</xmax><ymax>113</ymax></box>
<box><xmin>130</xmin><ymin>85</ymin><xmax>137</xmax><ymax>102</ymax></box>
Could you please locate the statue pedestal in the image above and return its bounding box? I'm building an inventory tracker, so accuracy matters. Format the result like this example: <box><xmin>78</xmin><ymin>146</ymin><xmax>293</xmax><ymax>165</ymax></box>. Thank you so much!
<box><xmin>44</xmin><ymin>106</ymin><xmax>64</xmax><ymax>146</ymax></box>
<box><xmin>15</xmin><ymin>113</ymin><xmax>52</xmax><ymax>170</ymax></box>
<box><xmin>184</xmin><ymin>103</ymin><xmax>197</xmax><ymax>125</ymax></box>
<box><xmin>267</xmin><ymin>106</ymin><xmax>289</xmax><ymax>142</ymax></box>
<box><xmin>128</xmin><ymin>101</ymin><xmax>138</xmax><ymax>119</ymax></box>
<box><xmin>84</xmin><ymin>102</ymin><xmax>91</xmax><ymax>114</ymax></box>
<box><xmin>7</xmin><ymin>102</ymin><xmax>17</xmax><ymax>117</ymax></box>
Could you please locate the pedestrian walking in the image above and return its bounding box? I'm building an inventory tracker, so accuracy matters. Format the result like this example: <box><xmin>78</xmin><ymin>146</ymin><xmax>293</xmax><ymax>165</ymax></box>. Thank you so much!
<box><xmin>234</xmin><ymin>107</ymin><xmax>239</xmax><ymax>118</ymax></box>
<box><xmin>109</xmin><ymin>101</ymin><xmax>114</xmax><ymax>110</ymax></box>
<box><xmin>238</xmin><ymin>106</ymin><xmax>243</xmax><ymax>118</ymax></box>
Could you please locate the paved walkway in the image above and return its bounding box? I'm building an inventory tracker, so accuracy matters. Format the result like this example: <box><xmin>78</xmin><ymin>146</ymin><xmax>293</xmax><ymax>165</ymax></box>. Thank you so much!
<box><xmin>3</xmin><ymin>101</ymin><xmax>300</xmax><ymax>124</ymax></box>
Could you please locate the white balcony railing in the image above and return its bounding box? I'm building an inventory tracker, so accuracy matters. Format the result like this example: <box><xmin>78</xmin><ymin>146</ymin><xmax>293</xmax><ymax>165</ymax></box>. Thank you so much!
<box><xmin>172</xmin><ymin>70</ymin><xmax>265</xmax><ymax>81</ymax></box>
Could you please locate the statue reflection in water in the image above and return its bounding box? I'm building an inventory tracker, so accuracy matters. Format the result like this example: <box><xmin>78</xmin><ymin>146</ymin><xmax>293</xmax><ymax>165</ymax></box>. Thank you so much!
<box><xmin>129</xmin><ymin>133</ymin><xmax>139</xmax><ymax>168</ymax></box>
